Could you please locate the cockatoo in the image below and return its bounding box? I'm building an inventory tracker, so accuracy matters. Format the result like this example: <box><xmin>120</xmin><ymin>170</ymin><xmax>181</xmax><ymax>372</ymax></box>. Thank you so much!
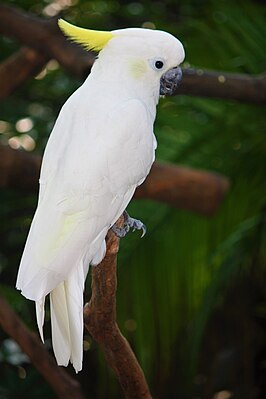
<box><xmin>16</xmin><ymin>20</ymin><xmax>185</xmax><ymax>372</ymax></box>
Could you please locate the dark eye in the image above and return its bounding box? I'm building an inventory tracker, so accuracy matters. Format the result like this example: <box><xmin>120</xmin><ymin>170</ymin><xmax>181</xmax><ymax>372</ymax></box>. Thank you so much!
<box><xmin>155</xmin><ymin>60</ymin><xmax>164</xmax><ymax>69</ymax></box>
<box><xmin>149</xmin><ymin>58</ymin><xmax>165</xmax><ymax>71</ymax></box>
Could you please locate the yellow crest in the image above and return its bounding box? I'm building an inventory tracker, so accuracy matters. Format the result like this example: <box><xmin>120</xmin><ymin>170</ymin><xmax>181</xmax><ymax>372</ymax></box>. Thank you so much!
<box><xmin>58</xmin><ymin>19</ymin><xmax>114</xmax><ymax>51</ymax></box>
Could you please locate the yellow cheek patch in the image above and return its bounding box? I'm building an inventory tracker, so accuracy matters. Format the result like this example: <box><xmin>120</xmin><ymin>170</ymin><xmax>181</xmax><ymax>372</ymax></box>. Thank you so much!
<box><xmin>129</xmin><ymin>59</ymin><xmax>148</xmax><ymax>79</ymax></box>
<box><xmin>58</xmin><ymin>19</ymin><xmax>114</xmax><ymax>52</ymax></box>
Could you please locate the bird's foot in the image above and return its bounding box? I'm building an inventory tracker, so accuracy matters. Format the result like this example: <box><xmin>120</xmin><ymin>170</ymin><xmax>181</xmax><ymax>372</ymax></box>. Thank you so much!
<box><xmin>112</xmin><ymin>211</ymin><xmax>146</xmax><ymax>238</ymax></box>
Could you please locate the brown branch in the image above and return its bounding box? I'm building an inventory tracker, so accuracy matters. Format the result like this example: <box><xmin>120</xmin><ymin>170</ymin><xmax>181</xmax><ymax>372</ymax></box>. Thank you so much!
<box><xmin>135</xmin><ymin>162</ymin><xmax>230</xmax><ymax>216</ymax></box>
<box><xmin>0</xmin><ymin>4</ymin><xmax>94</xmax><ymax>78</ymax></box>
<box><xmin>0</xmin><ymin>144</ymin><xmax>41</xmax><ymax>192</ymax></box>
<box><xmin>0</xmin><ymin>47</ymin><xmax>48</xmax><ymax>100</ymax></box>
<box><xmin>84</xmin><ymin>221</ymin><xmax>152</xmax><ymax>399</ymax></box>
<box><xmin>0</xmin><ymin>4</ymin><xmax>265</xmax><ymax>104</ymax></box>
<box><xmin>0</xmin><ymin>293</ymin><xmax>85</xmax><ymax>399</ymax></box>
<box><xmin>180</xmin><ymin>68</ymin><xmax>266</xmax><ymax>104</ymax></box>
<box><xmin>0</xmin><ymin>144</ymin><xmax>230</xmax><ymax>216</ymax></box>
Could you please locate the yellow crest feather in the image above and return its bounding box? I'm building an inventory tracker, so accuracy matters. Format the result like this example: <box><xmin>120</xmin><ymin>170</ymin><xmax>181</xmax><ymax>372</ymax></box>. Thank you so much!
<box><xmin>58</xmin><ymin>19</ymin><xmax>114</xmax><ymax>51</ymax></box>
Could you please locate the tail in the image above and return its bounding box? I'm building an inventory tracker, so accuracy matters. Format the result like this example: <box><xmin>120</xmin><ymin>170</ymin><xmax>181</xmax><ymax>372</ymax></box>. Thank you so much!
<box><xmin>36</xmin><ymin>261</ymin><xmax>86</xmax><ymax>373</ymax></box>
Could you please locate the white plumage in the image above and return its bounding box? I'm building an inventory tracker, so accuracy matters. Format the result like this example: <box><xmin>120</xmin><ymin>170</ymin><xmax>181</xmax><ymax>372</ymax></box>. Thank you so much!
<box><xmin>16</xmin><ymin>24</ymin><xmax>185</xmax><ymax>372</ymax></box>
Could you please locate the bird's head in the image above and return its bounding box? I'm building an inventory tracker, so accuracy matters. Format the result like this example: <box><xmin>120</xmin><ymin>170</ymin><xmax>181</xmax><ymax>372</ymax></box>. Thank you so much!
<box><xmin>58</xmin><ymin>19</ymin><xmax>185</xmax><ymax>98</ymax></box>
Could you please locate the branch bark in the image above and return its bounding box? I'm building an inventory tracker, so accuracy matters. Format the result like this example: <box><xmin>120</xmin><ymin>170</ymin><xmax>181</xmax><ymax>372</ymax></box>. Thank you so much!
<box><xmin>179</xmin><ymin>68</ymin><xmax>266</xmax><ymax>104</ymax></box>
<box><xmin>135</xmin><ymin>162</ymin><xmax>230</xmax><ymax>216</ymax></box>
<box><xmin>0</xmin><ymin>4</ymin><xmax>94</xmax><ymax>78</ymax></box>
<box><xmin>0</xmin><ymin>293</ymin><xmax>85</xmax><ymax>399</ymax></box>
<box><xmin>0</xmin><ymin>144</ymin><xmax>230</xmax><ymax>216</ymax></box>
<box><xmin>0</xmin><ymin>4</ymin><xmax>265</xmax><ymax>104</ymax></box>
<box><xmin>0</xmin><ymin>47</ymin><xmax>48</xmax><ymax>100</ymax></box>
<box><xmin>84</xmin><ymin>221</ymin><xmax>152</xmax><ymax>399</ymax></box>
<box><xmin>0</xmin><ymin>144</ymin><xmax>41</xmax><ymax>193</ymax></box>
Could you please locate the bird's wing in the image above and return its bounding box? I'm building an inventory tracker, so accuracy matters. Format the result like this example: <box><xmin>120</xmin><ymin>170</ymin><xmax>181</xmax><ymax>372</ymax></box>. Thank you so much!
<box><xmin>16</xmin><ymin>95</ymin><xmax>155</xmax><ymax>301</ymax></box>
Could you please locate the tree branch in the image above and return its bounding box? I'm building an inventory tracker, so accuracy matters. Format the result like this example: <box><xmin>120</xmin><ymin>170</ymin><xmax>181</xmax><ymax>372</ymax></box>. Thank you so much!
<box><xmin>0</xmin><ymin>4</ymin><xmax>94</xmax><ymax>78</ymax></box>
<box><xmin>0</xmin><ymin>145</ymin><xmax>41</xmax><ymax>192</ymax></box>
<box><xmin>179</xmin><ymin>68</ymin><xmax>266</xmax><ymax>104</ymax></box>
<box><xmin>0</xmin><ymin>4</ymin><xmax>265</xmax><ymax>104</ymax></box>
<box><xmin>135</xmin><ymin>162</ymin><xmax>230</xmax><ymax>216</ymax></box>
<box><xmin>0</xmin><ymin>144</ymin><xmax>230</xmax><ymax>216</ymax></box>
<box><xmin>84</xmin><ymin>220</ymin><xmax>152</xmax><ymax>399</ymax></box>
<box><xmin>0</xmin><ymin>293</ymin><xmax>85</xmax><ymax>399</ymax></box>
<box><xmin>0</xmin><ymin>47</ymin><xmax>48</xmax><ymax>100</ymax></box>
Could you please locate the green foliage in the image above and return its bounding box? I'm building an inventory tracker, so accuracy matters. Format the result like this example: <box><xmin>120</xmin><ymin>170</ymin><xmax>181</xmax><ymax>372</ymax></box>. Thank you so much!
<box><xmin>0</xmin><ymin>0</ymin><xmax>265</xmax><ymax>398</ymax></box>
<box><xmin>0</xmin><ymin>365</ymin><xmax>55</xmax><ymax>399</ymax></box>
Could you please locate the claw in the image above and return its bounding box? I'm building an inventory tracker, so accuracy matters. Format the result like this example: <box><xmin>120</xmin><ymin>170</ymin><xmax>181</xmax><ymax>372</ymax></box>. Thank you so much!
<box><xmin>112</xmin><ymin>211</ymin><xmax>146</xmax><ymax>238</ymax></box>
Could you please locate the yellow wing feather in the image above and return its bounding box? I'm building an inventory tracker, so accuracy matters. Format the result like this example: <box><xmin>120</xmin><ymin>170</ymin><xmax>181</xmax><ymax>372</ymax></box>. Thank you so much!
<box><xmin>58</xmin><ymin>19</ymin><xmax>114</xmax><ymax>51</ymax></box>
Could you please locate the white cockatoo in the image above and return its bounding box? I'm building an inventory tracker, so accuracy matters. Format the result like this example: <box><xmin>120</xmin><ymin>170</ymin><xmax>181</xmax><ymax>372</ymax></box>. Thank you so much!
<box><xmin>16</xmin><ymin>20</ymin><xmax>185</xmax><ymax>372</ymax></box>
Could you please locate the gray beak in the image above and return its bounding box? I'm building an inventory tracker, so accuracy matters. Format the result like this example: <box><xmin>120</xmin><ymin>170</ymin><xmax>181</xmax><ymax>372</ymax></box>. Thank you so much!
<box><xmin>160</xmin><ymin>66</ymin><xmax>182</xmax><ymax>96</ymax></box>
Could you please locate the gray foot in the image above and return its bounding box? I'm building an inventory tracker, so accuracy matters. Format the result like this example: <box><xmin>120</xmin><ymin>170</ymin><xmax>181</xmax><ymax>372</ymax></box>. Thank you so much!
<box><xmin>112</xmin><ymin>211</ymin><xmax>146</xmax><ymax>238</ymax></box>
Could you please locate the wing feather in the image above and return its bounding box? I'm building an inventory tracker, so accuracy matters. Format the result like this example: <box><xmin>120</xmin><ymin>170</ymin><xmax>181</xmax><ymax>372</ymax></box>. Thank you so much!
<box><xmin>17</xmin><ymin>87</ymin><xmax>157</xmax><ymax>371</ymax></box>
<box><xmin>17</xmin><ymin>93</ymin><xmax>156</xmax><ymax>300</ymax></box>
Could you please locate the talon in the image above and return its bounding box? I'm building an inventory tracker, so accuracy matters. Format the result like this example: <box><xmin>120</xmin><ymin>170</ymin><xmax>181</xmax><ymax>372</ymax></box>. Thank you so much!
<box><xmin>111</xmin><ymin>211</ymin><xmax>147</xmax><ymax>238</ymax></box>
<box><xmin>140</xmin><ymin>224</ymin><xmax>146</xmax><ymax>238</ymax></box>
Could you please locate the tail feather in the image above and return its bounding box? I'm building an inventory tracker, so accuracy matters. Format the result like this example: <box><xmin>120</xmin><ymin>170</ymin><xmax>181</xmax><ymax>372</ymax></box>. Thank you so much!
<box><xmin>35</xmin><ymin>298</ymin><xmax>45</xmax><ymax>342</ymax></box>
<box><xmin>48</xmin><ymin>261</ymin><xmax>86</xmax><ymax>372</ymax></box>
<box><xmin>50</xmin><ymin>282</ymin><xmax>71</xmax><ymax>366</ymax></box>
<box><xmin>65</xmin><ymin>264</ymin><xmax>85</xmax><ymax>372</ymax></box>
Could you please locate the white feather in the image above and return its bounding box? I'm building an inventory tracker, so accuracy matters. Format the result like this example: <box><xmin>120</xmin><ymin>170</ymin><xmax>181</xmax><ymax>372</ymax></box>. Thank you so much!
<box><xmin>50</xmin><ymin>282</ymin><xmax>71</xmax><ymax>366</ymax></box>
<box><xmin>50</xmin><ymin>260</ymin><xmax>85</xmax><ymax>372</ymax></box>
<box><xmin>64</xmin><ymin>263</ymin><xmax>85</xmax><ymax>372</ymax></box>
<box><xmin>16</xmin><ymin>27</ymin><xmax>185</xmax><ymax>371</ymax></box>
<box><xmin>35</xmin><ymin>298</ymin><xmax>45</xmax><ymax>342</ymax></box>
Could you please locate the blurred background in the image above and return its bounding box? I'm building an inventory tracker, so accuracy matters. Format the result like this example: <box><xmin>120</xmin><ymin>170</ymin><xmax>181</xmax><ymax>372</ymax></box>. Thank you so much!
<box><xmin>0</xmin><ymin>0</ymin><xmax>265</xmax><ymax>398</ymax></box>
